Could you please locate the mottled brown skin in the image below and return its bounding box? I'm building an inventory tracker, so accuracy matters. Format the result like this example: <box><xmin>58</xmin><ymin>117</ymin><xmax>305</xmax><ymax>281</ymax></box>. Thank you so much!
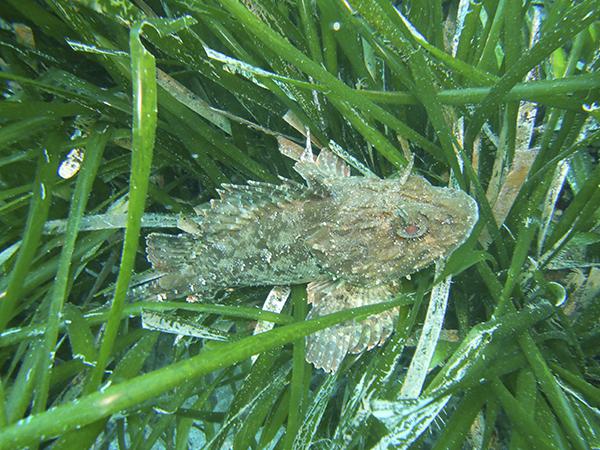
<box><xmin>303</xmin><ymin>175</ymin><xmax>478</xmax><ymax>286</ymax></box>
<box><xmin>145</xmin><ymin>144</ymin><xmax>478</xmax><ymax>372</ymax></box>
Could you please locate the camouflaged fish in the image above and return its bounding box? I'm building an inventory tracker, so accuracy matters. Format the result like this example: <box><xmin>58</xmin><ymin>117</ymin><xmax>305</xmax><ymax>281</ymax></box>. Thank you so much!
<box><xmin>145</xmin><ymin>139</ymin><xmax>478</xmax><ymax>372</ymax></box>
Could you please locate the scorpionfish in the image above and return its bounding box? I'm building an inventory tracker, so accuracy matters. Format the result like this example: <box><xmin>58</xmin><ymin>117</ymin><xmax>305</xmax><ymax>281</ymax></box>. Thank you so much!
<box><xmin>145</xmin><ymin>139</ymin><xmax>478</xmax><ymax>372</ymax></box>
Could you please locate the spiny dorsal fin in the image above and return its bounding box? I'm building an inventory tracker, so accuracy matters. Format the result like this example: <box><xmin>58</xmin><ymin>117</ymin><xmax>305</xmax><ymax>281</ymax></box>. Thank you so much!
<box><xmin>277</xmin><ymin>137</ymin><xmax>350</xmax><ymax>188</ymax></box>
<box><xmin>197</xmin><ymin>179</ymin><xmax>307</xmax><ymax>233</ymax></box>
<box><xmin>316</xmin><ymin>147</ymin><xmax>350</xmax><ymax>177</ymax></box>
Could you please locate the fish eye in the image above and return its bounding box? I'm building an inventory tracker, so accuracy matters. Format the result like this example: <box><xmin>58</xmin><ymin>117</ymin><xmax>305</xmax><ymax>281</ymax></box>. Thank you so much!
<box><xmin>394</xmin><ymin>209</ymin><xmax>428</xmax><ymax>239</ymax></box>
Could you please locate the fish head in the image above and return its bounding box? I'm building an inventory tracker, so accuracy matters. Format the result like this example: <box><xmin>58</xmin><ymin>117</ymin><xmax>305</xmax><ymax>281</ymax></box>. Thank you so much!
<box><xmin>308</xmin><ymin>175</ymin><xmax>479</xmax><ymax>284</ymax></box>
<box><xmin>383</xmin><ymin>175</ymin><xmax>479</xmax><ymax>272</ymax></box>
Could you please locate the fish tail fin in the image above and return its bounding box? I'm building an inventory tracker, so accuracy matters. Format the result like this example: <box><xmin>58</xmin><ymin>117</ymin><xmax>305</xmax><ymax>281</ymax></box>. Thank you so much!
<box><xmin>140</xmin><ymin>232</ymin><xmax>212</xmax><ymax>299</ymax></box>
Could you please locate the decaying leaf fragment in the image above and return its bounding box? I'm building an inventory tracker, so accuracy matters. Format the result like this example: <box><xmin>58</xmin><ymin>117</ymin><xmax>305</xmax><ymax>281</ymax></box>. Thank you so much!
<box><xmin>144</xmin><ymin>139</ymin><xmax>478</xmax><ymax>372</ymax></box>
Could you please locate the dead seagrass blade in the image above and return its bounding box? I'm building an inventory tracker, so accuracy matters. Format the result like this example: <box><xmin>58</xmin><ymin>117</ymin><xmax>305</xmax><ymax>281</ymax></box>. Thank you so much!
<box><xmin>144</xmin><ymin>138</ymin><xmax>479</xmax><ymax>372</ymax></box>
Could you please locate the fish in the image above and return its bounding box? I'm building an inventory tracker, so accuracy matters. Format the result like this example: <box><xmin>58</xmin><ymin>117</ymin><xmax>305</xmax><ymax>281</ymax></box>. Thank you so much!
<box><xmin>144</xmin><ymin>138</ymin><xmax>479</xmax><ymax>372</ymax></box>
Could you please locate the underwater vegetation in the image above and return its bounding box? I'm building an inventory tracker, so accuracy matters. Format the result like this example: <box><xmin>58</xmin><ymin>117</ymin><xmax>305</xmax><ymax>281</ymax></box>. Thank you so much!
<box><xmin>0</xmin><ymin>0</ymin><xmax>599</xmax><ymax>448</ymax></box>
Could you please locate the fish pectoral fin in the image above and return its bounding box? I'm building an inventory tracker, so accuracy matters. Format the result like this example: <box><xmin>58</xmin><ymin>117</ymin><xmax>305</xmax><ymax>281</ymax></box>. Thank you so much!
<box><xmin>305</xmin><ymin>281</ymin><xmax>398</xmax><ymax>373</ymax></box>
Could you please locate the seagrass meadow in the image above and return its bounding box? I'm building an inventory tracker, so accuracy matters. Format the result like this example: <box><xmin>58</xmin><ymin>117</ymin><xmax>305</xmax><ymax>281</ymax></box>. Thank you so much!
<box><xmin>0</xmin><ymin>0</ymin><xmax>599</xmax><ymax>448</ymax></box>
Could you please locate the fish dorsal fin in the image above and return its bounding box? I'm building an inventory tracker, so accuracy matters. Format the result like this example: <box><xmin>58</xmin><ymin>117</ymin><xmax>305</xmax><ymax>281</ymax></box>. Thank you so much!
<box><xmin>316</xmin><ymin>147</ymin><xmax>351</xmax><ymax>177</ymax></box>
<box><xmin>196</xmin><ymin>179</ymin><xmax>306</xmax><ymax>233</ymax></box>
<box><xmin>277</xmin><ymin>137</ymin><xmax>350</xmax><ymax>192</ymax></box>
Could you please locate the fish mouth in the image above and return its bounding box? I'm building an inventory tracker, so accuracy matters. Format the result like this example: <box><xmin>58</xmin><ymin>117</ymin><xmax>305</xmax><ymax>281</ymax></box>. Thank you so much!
<box><xmin>454</xmin><ymin>191</ymin><xmax>479</xmax><ymax>229</ymax></box>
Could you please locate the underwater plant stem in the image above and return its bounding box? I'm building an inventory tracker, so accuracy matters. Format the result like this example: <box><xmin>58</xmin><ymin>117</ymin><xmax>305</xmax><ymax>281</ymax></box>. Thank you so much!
<box><xmin>0</xmin><ymin>299</ymin><xmax>406</xmax><ymax>448</ymax></box>
<box><xmin>32</xmin><ymin>128</ymin><xmax>108</xmax><ymax>414</ymax></box>
<box><xmin>85</xmin><ymin>22</ymin><xmax>158</xmax><ymax>393</ymax></box>
<box><xmin>401</xmin><ymin>263</ymin><xmax>450</xmax><ymax>398</ymax></box>
<box><xmin>0</xmin><ymin>133</ymin><xmax>61</xmax><ymax>331</ymax></box>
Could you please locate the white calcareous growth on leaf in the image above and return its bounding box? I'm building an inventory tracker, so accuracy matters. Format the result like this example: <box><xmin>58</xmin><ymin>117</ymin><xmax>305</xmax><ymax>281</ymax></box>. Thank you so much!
<box><xmin>144</xmin><ymin>139</ymin><xmax>479</xmax><ymax>372</ymax></box>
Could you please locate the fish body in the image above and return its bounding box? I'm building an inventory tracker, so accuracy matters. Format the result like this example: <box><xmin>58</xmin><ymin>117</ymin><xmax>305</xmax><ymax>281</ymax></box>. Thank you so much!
<box><xmin>145</xmin><ymin>141</ymin><xmax>479</xmax><ymax>371</ymax></box>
